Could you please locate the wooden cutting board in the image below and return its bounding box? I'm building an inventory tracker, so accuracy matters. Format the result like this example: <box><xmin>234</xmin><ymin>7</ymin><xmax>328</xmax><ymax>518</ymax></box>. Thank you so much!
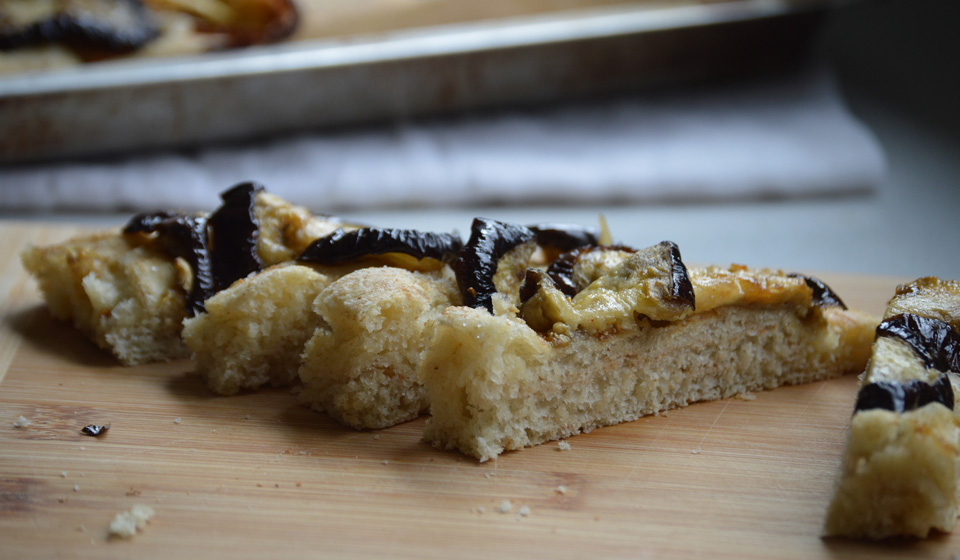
<box><xmin>1</xmin><ymin>223</ymin><xmax>956</xmax><ymax>559</ymax></box>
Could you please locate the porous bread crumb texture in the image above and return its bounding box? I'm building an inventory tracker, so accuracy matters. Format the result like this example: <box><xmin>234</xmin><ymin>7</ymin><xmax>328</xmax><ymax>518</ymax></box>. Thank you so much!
<box><xmin>20</xmin><ymin>232</ymin><xmax>188</xmax><ymax>365</ymax></box>
<box><xmin>299</xmin><ymin>267</ymin><xmax>460</xmax><ymax>429</ymax></box>
<box><xmin>823</xmin><ymin>407</ymin><xmax>960</xmax><ymax>539</ymax></box>
<box><xmin>422</xmin><ymin>304</ymin><xmax>875</xmax><ymax>462</ymax></box>
<box><xmin>109</xmin><ymin>504</ymin><xmax>155</xmax><ymax>539</ymax></box>
<box><xmin>182</xmin><ymin>264</ymin><xmax>334</xmax><ymax>395</ymax></box>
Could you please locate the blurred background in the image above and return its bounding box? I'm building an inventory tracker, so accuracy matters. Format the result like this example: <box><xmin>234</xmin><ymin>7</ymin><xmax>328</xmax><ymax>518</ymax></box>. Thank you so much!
<box><xmin>1</xmin><ymin>0</ymin><xmax>957</xmax><ymax>278</ymax></box>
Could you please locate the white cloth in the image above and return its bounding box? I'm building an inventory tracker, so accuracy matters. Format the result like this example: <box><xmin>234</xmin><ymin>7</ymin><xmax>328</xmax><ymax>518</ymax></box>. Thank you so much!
<box><xmin>0</xmin><ymin>68</ymin><xmax>884</xmax><ymax>212</ymax></box>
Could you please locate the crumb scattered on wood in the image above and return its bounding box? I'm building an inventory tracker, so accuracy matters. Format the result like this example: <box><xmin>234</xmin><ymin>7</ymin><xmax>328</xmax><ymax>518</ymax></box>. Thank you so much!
<box><xmin>60</xmin><ymin>472</ymin><xmax>68</xmax><ymax>478</ymax></box>
<box><xmin>476</xmin><ymin>506</ymin><xmax>486</xmax><ymax>514</ymax></box>
<box><xmin>13</xmin><ymin>416</ymin><xmax>31</xmax><ymax>428</ymax></box>
<box><xmin>74</xmin><ymin>485</ymin><xmax>80</xmax><ymax>492</ymax></box>
<box><xmin>557</xmin><ymin>440</ymin><xmax>571</xmax><ymax>451</ymax></box>
<box><xmin>126</xmin><ymin>487</ymin><xmax>142</xmax><ymax>497</ymax></box>
<box><xmin>736</xmin><ymin>393</ymin><xmax>757</xmax><ymax>401</ymax></box>
<box><xmin>555</xmin><ymin>485</ymin><xmax>568</xmax><ymax>495</ymax></box>
<box><xmin>173</xmin><ymin>417</ymin><xmax>181</xmax><ymax>424</ymax></box>
<box><xmin>109</xmin><ymin>504</ymin><xmax>155</xmax><ymax>539</ymax></box>
<box><xmin>517</xmin><ymin>505</ymin><xmax>531</xmax><ymax>518</ymax></box>
<box><xmin>497</xmin><ymin>500</ymin><xmax>512</xmax><ymax>514</ymax></box>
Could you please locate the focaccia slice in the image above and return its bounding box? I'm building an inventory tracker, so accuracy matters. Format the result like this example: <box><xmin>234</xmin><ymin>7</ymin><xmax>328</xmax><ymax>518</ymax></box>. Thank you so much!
<box><xmin>21</xmin><ymin>184</ymin><xmax>342</xmax><ymax>365</ymax></box>
<box><xmin>824</xmin><ymin>277</ymin><xmax>960</xmax><ymax>539</ymax></box>
<box><xmin>421</xmin><ymin>233</ymin><xmax>876</xmax><ymax>462</ymax></box>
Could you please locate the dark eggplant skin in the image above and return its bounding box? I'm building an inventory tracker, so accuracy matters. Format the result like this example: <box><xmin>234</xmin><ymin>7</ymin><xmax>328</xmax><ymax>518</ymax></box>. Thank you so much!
<box><xmin>528</xmin><ymin>224</ymin><xmax>599</xmax><ymax>253</ymax></box>
<box><xmin>123</xmin><ymin>182</ymin><xmax>267</xmax><ymax>316</ymax></box>
<box><xmin>854</xmin><ymin>376</ymin><xmax>954</xmax><ymax>414</ymax></box>
<box><xmin>876</xmin><ymin>313</ymin><xmax>960</xmax><ymax>374</ymax></box>
<box><xmin>853</xmin><ymin>313</ymin><xmax>959</xmax><ymax>414</ymax></box>
<box><xmin>124</xmin><ymin>211</ymin><xmax>214</xmax><ymax>316</ymax></box>
<box><xmin>297</xmin><ymin>228</ymin><xmax>462</xmax><ymax>265</ymax></box>
<box><xmin>454</xmin><ymin>218</ymin><xmax>536</xmax><ymax>313</ymax></box>
<box><xmin>664</xmin><ymin>241</ymin><xmax>695</xmax><ymax>310</ymax></box>
<box><xmin>519</xmin><ymin>268</ymin><xmax>554</xmax><ymax>305</ymax></box>
<box><xmin>207</xmin><ymin>182</ymin><xmax>264</xmax><ymax>292</ymax></box>
<box><xmin>0</xmin><ymin>0</ymin><xmax>158</xmax><ymax>51</ymax></box>
<box><xmin>786</xmin><ymin>273</ymin><xmax>847</xmax><ymax>309</ymax></box>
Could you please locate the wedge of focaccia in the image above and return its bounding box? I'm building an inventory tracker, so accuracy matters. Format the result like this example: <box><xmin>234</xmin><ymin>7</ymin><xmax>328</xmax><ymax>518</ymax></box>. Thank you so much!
<box><xmin>21</xmin><ymin>183</ymin><xmax>342</xmax><ymax>365</ymax></box>
<box><xmin>421</xmin><ymin>219</ymin><xmax>877</xmax><ymax>461</ymax></box>
<box><xmin>824</xmin><ymin>277</ymin><xmax>960</xmax><ymax>539</ymax></box>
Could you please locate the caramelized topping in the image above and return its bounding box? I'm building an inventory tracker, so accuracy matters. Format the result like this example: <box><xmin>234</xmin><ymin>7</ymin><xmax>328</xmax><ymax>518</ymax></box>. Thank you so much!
<box><xmin>786</xmin><ymin>274</ymin><xmax>847</xmax><ymax>309</ymax></box>
<box><xmin>854</xmin><ymin>376</ymin><xmax>954</xmax><ymax>413</ymax></box>
<box><xmin>876</xmin><ymin>314</ymin><xmax>960</xmax><ymax>373</ymax></box>
<box><xmin>520</xmin><ymin>241</ymin><xmax>696</xmax><ymax>333</ymax></box>
<box><xmin>298</xmin><ymin>227</ymin><xmax>462</xmax><ymax>266</ymax></box>
<box><xmin>454</xmin><ymin>218</ymin><xmax>536</xmax><ymax>313</ymax></box>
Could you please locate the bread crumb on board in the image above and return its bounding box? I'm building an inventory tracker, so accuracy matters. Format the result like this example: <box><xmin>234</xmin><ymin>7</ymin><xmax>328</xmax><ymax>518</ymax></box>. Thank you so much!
<box><xmin>109</xmin><ymin>504</ymin><xmax>155</xmax><ymax>539</ymax></box>
<box><xmin>497</xmin><ymin>500</ymin><xmax>512</xmax><ymax>514</ymax></box>
<box><xmin>13</xmin><ymin>416</ymin><xmax>31</xmax><ymax>428</ymax></box>
<box><xmin>517</xmin><ymin>505</ymin><xmax>531</xmax><ymax>518</ymax></box>
<box><xmin>735</xmin><ymin>393</ymin><xmax>757</xmax><ymax>401</ymax></box>
<box><xmin>557</xmin><ymin>440</ymin><xmax>571</xmax><ymax>451</ymax></box>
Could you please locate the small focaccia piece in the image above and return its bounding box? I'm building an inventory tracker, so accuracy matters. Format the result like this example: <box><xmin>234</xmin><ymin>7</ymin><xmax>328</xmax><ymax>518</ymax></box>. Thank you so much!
<box><xmin>421</xmin><ymin>244</ymin><xmax>876</xmax><ymax>462</ymax></box>
<box><xmin>21</xmin><ymin>185</ymin><xmax>343</xmax><ymax>365</ymax></box>
<box><xmin>20</xmin><ymin>231</ymin><xmax>189</xmax><ymax>365</ymax></box>
<box><xmin>182</xmin><ymin>264</ymin><xmax>334</xmax><ymax>395</ymax></box>
<box><xmin>824</xmin><ymin>277</ymin><xmax>960</xmax><ymax>540</ymax></box>
<box><xmin>299</xmin><ymin>266</ymin><xmax>460</xmax><ymax>430</ymax></box>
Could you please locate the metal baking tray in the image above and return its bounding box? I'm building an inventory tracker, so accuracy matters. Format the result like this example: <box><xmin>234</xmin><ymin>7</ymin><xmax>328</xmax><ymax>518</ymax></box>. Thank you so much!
<box><xmin>0</xmin><ymin>0</ymin><xmax>837</xmax><ymax>164</ymax></box>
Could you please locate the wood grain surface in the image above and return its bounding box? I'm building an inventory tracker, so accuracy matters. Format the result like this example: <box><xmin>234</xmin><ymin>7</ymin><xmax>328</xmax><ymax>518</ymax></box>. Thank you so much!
<box><xmin>1</xmin><ymin>223</ymin><xmax>956</xmax><ymax>559</ymax></box>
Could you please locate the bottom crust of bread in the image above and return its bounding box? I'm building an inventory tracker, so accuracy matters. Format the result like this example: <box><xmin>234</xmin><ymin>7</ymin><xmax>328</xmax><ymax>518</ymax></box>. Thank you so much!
<box><xmin>422</xmin><ymin>304</ymin><xmax>875</xmax><ymax>462</ymax></box>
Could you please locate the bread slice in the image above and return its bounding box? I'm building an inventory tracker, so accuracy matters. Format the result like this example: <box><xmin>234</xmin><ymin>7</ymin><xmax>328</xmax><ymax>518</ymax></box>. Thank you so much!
<box><xmin>823</xmin><ymin>277</ymin><xmax>960</xmax><ymax>539</ymax></box>
<box><xmin>21</xmin><ymin>231</ymin><xmax>190</xmax><ymax>365</ymax></box>
<box><xmin>298</xmin><ymin>266</ymin><xmax>460</xmax><ymax>429</ymax></box>
<box><xmin>21</xmin><ymin>189</ymin><xmax>341</xmax><ymax>365</ymax></box>
<box><xmin>421</xmin><ymin>254</ymin><xmax>876</xmax><ymax>462</ymax></box>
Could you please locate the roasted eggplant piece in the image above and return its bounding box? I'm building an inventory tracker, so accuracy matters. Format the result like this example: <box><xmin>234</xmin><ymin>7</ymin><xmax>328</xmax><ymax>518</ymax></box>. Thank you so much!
<box><xmin>124</xmin><ymin>182</ymin><xmax>266</xmax><ymax>315</ymax></box>
<box><xmin>297</xmin><ymin>227</ymin><xmax>463</xmax><ymax>271</ymax></box>
<box><xmin>855</xmin><ymin>376</ymin><xmax>955</xmax><ymax>414</ymax></box>
<box><xmin>125</xmin><ymin>210</ymin><xmax>214</xmax><ymax>315</ymax></box>
<box><xmin>876</xmin><ymin>313</ymin><xmax>960</xmax><ymax>374</ymax></box>
<box><xmin>454</xmin><ymin>218</ymin><xmax>537</xmax><ymax>313</ymax></box>
<box><xmin>0</xmin><ymin>0</ymin><xmax>158</xmax><ymax>51</ymax></box>
<box><xmin>786</xmin><ymin>273</ymin><xmax>847</xmax><ymax>310</ymax></box>
<box><xmin>545</xmin><ymin>244</ymin><xmax>637</xmax><ymax>297</ymax></box>
<box><xmin>207</xmin><ymin>181</ymin><xmax>264</xmax><ymax>292</ymax></box>
<box><xmin>520</xmin><ymin>241</ymin><xmax>696</xmax><ymax>333</ymax></box>
<box><xmin>528</xmin><ymin>223</ymin><xmax>599</xmax><ymax>263</ymax></box>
